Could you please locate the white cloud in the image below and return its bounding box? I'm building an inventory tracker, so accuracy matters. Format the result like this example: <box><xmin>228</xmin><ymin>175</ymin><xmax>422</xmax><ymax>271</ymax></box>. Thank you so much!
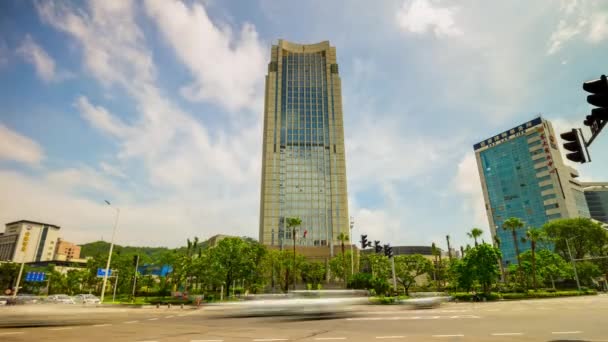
<box><xmin>547</xmin><ymin>19</ymin><xmax>587</xmax><ymax>55</ymax></box>
<box><xmin>396</xmin><ymin>0</ymin><xmax>462</xmax><ymax>37</ymax></box>
<box><xmin>21</xmin><ymin>0</ymin><xmax>263</xmax><ymax>245</ymax></box>
<box><xmin>588</xmin><ymin>13</ymin><xmax>608</xmax><ymax>43</ymax></box>
<box><xmin>0</xmin><ymin>124</ymin><xmax>44</xmax><ymax>165</ymax></box>
<box><xmin>144</xmin><ymin>0</ymin><xmax>266</xmax><ymax>112</ymax></box>
<box><xmin>16</xmin><ymin>34</ymin><xmax>61</xmax><ymax>82</ymax></box>
<box><xmin>100</xmin><ymin>162</ymin><xmax>126</xmax><ymax>178</ymax></box>
<box><xmin>547</xmin><ymin>1</ymin><xmax>608</xmax><ymax>54</ymax></box>
<box><xmin>76</xmin><ymin>96</ymin><xmax>131</xmax><ymax>138</ymax></box>
<box><xmin>452</xmin><ymin>152</ymin><xmax>487</xmax><ymax>230</ymax></box>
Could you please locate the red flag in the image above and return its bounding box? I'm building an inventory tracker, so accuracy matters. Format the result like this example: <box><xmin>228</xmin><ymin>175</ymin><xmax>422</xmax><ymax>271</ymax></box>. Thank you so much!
<box><xmin>303</xmin><ymin>230</ymin><xmax>308</xmax><ymax>238</ymax></box>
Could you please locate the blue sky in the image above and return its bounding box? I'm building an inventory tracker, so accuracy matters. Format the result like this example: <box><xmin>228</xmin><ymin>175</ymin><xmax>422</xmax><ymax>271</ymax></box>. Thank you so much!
<box><xmin>1</xmin><ymin>0</ymin><xmax>607</xmax><ymax>250</ymax></box>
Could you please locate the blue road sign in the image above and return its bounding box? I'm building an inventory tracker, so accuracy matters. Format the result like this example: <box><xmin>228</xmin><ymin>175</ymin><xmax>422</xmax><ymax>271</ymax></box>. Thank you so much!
<box><xmin>25</xmin><ymin>272</ymin><xmax>46</xmax><ymax>282</ymax></box>
<box><xmin>96</xmin><ymin>268</ymin><xmax>112</xmax><ymax>277</ymax></box>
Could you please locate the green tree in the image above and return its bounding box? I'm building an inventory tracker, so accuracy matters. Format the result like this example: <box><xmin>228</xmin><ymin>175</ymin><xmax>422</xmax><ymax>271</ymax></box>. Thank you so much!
<box><xmin>446</xmin><ymin>235</ymin><xmax>453</xmax><ymax>261</ymax></box>
<box><xmin>467</xmin><ymin>228</ymin><xmax>484</xmax><ymax>247</ymax></box>
<box><xmin>576</xmin><ymin>261</ymin><xmax>603</xmax><ymax>286</ymax></box>
<box><xmin>503</xmin><ymin>217</ymin><xmax>524</xmax><ymax>269</ymax></box>
<box><xmin>521</xmin><ymin>228</ymin><xmax>546</xmax><ymax>290</ymax></box>
<box><xmin>394</xmin><ymin>254</ymin><xmax>433</xmax><ymax>295</ymax></box>
<box><xmin>366</xmin><ymin>253</ymin><xmax>391</xmax><ymax>280</ymax></box>
<box><xmin>301</xmin><ymin>261</ymin><xmax>326</xmax><ymax>288</ymax></box>
<box><xmin>455</xmin><ymin>244</ymin><xmax>501</xmax><ymax>294</ymax></box>
<box><xmin>208</xmin><ymin>237</ymin><xmax>256</xmax><ymax>297</ymax></box>
<box><xmin>286</xmin><ymin>217</ymin><xmax>302</xmax><ymax>290</ymax></box>
<box><xmin>329</xmin><ymin>252</ymin><xmax>354</xmax><ymax>283</ymax></box>
<box><xmin>542</xmin><ymin>218</ymin><xmax>608</xmax><ymax>260</ymax></box>
<box><xmin>514</xmin><ymin>249</ymin><xmax>571</xmax><ymax>289</ymax></box>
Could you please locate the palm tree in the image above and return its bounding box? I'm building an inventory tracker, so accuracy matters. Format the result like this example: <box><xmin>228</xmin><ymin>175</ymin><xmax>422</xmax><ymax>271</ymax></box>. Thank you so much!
<box><xmin>460</xmin><ymin>245</ymin><xmax>465</xmax><ymax>258</ymax></box>
<box><xmin>337</xmin><ymin>232</ymin><xmax>349</xmax><ymax>284</ymax></box>
<box><xmin>502</xmin><ymin>217</ymin><xmax>524</xmax><ymax>269</ymax></box>
<box><xmin>446</xmin><ymin>235</ymin><xmax>453</xmax><ymax>261</ymax></box>
<box><xmin>467</xmin><ymin>228</ymin><xmax>484</xmax><ymax>247</ymax></box>
<box><xmin>522</xmin><ymin>227</ymin><xmax>544</xmax><ymax>290</ymax></box>
<box><xmin>286</xmin><ymin>217</ymin><xmax>302</xmax><ymax>291</ymax></box>
<box><xmin>431</xmin><ymin>242</ymin><xmax>438</xmax><ymax>282</ymax></box>
<box><xmin>494</xmin><ymin>235</ymin><xmax>506</xmax><ymax>283</ymax></box>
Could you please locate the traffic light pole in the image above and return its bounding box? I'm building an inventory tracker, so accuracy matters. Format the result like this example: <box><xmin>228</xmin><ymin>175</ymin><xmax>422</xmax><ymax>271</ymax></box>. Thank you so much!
<box><xmin>390</xmin><ymin>256</ymin><xmax>397</xmax><ymax>292</ymax></box>
<box><xmin>13</xmin><ymin>259</ymin><xmax>26</xmax><ymax>298</ymax></box>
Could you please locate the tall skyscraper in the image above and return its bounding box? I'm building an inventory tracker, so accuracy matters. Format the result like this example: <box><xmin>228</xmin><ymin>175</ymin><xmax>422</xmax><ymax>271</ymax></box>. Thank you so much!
<box><xmin>259</xmin><ymin>40</ymin><xmax>349</xmax><ymax>253</ymax></box>
<box><xmin>474</xmin><ymin>117</ymin><xmax>590</xmax><ymax>265</ymax></box>
<box><xmin>583</xmin><ymin>182</ymin><xmax>608</xmax><ymax>224</ymax></box>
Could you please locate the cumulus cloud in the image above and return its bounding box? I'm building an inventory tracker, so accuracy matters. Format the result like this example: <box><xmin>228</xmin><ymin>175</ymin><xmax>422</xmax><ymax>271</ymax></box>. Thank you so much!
<box><xmin>547</xmin><ymin>1</ymin><xmax>608</xmax><ymax>54</ymax></box>
<box><xmin>396</xmin><ymin>0</ymin><xmax>462</xmax><ymax>37</ymax></box>
<box><xmin>0</xmin><ymin>124</ymin><xmax>44</xmax><ymax>165</ymax></box>
<box><xmin>452</xmin><ymin>152</ymin><xmax>488</xmax><ymax>230</ymax></box>
<box><xmin>16</xmin><ymin>34</ymin><xmax>65</xmax><ymax>82</ymax></box>
<box><xmin>17</xmin><ymin>0</ymin><xmax>264</xmax><ymax>245</ymax></box>
<box><xmin>144</xmin><ymin>0</ymin><xmax>266</xmax><ymax>112</ymax></box>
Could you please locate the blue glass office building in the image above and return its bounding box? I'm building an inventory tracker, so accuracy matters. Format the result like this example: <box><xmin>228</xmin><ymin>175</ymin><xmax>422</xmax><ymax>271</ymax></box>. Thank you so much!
<box><xmin>474</xmin><ymin>117</ymin><xmax>589</xmax><ymax>265</ymax></box>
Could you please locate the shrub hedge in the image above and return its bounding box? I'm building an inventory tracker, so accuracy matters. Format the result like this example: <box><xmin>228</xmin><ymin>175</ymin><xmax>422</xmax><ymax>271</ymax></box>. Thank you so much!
<box><xmin>449</xmin><ymin>289</ymin><xmax>597</xmax><ymax>301</ymax></box>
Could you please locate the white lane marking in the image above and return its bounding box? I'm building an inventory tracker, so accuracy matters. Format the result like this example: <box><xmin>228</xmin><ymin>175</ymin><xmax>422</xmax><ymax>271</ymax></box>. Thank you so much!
<box><xmin>485</xmin><ymin>309</ymin><xmax>499</xmax><ymax>312</ymax></box>
<box><xmin>166</xmin><ymin>315</ymin><xmax>175</xmax><ymax>318</ymax></box>
<box><xmin>375</xmin><ymin>336</ymin><xmax>405</xmax><ymax>339</ymax></box>
<box><xmin>253</xmin><ymin>339</ymin><xmax>289</xmax><ymax>342</ymax></box>
<box><xmin>491</xmin><ymin>333</ymin><xmax>523</xmax><ymax>336</ymax></box>
<box><xmin>0</xmin><ymin>332</ymin><xmax>25</xmax><ymax>335</ymax></box>
<box><xmin>190</xmin><ymin>340</ymin><xmax>224</xmax><ymax>342</ymax></box>
<box><xmin>93</xmin><ymin>324</ymin><xmax>111</xmax><ymax>327</ymax></box>
<box><xmin>178</xmin><ymin>314</ymin><xmax>187</xmax><ymax>317</ymax></box>
<box><xmin>552</xmin><ymin>331</ymin><xmax>582</xmax><ymax>334</ymax></box>
<box><xmin>148</xmin><ymin>317</ymin><xmax>159</xmax><ymax>321</ymax></box>
<box><xmin>49</xmin><ymin>327</ymin><xmax>74</xmax><ymax>331</ymax></box>
<box><xmin>314</xmin><ymin>338</ymin><xmax>346</xmax><ymax>341</ymax></box>
<box><xmin>346</xmin><ymin>315</ymin><xmax>479</xmax><ymax>321</ymax></box>
<box><xmin>432</xmin><ymin>335</ymin><xmax>464</xmax><ymax>338</ymax></box>
<box><xmin>125</xmin><ymin>320</ymin><xmax>139</xmax><ymax>324</ymax></box>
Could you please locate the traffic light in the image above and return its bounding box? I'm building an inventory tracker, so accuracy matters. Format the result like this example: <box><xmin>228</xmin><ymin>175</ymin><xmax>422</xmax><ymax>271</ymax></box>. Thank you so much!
<box><xmin>582</xmin><ymin>75</ymin><xmax>608</xmax><ymax>141</ymax></box>
<box><xmin>374</xmin><ymin>240</ymin><xmax>383</xmax><ymax>254</ymax></box>
<box><xmin>384</xmin><ymin>244</ymin><xmax>393</xmax><ymax>258</ymax></box>
<box><xmin>360</xmin><ymin>235</ymin><xmax>371</xmax><ymax>249</ymax></box>
<box><xmin>560</xmin><ymin>128</ymin><xmax>590</xmax><ymax>163</ymax></box>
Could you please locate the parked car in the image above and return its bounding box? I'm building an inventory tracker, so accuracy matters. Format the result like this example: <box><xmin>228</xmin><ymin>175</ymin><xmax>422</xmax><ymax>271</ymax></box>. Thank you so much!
<box><xmin>48</xmin><ymin>294</ymin><xmax>75</xmax><ymax>304</ymax></box>
<box><xmin>73</xmin><ymin>294</ymin><xmax>100</xmax><ymax>304</ymax></box>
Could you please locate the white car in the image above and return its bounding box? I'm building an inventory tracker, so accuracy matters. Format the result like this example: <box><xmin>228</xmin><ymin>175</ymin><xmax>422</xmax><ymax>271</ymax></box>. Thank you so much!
<box><xmin>48</xmin><ymin>294</ymin><xmax>75</xmax><ymax>304</ymax></box>
<box><xmin>73</xmin><ymin>294</ymin><xmax>100</xmax><ymax>304</ymax></box>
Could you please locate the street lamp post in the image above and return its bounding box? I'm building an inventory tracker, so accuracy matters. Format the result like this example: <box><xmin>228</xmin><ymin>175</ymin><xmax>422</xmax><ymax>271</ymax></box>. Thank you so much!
<box><xmin>565</xmin><ymin>237</ymin><xmax>581</xmax><ymax>292</ymax></box>
<box><xmin>349</xmin><ymin>217</ymin><xmax>354</xmax><ymax>276</ymax></box>
<box><xmin>100</xmin><ymin>200</ymin><xmax>120</xmax><ymax>303</ymax></box>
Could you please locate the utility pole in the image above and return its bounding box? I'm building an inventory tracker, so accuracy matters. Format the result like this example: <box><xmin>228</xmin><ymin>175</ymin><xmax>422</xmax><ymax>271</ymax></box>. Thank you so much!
<box><xmin>13</xmin><ymin>227</ymin><xmax>32</xmax><ymax>297</ymax></box>
<box><xmin>112</xmin><ymin>271</ymin><xmax>119</xmax><ymax>303</ymax></box>
<box><xmin>131</xmin><ymin>254</ymin><xmax>139</xmax><ymax>301</ymax></box>
<box><xmin>350</xmin><ymin>217</ymin><xmax>355</xmax><ymax>276</ymax></box>
<box><xmin>566</xmin><ymin>238</ymin><xmax>581</xmax><ymax>291</ymax></box>
<box><xmin>101</xmin><ymin>200</ymin><xmax>120</xmax><ymax>303</ymax></box>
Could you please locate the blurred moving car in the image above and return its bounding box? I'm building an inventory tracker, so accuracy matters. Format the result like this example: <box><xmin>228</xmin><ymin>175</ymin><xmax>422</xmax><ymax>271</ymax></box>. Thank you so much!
<box><xmin>73</xmin><ymin>294</ymin><xmax>100</xmax><ymax>304</ymax></box>
<box><xmin>15</xmin><ymin>294</ymin><xmax>40</xmax><ymax>304</ymax></box>
<box><xmin>397</xmin><ymin>296</ymin><xmax>450</xmax><ymax>309</ymax></box>
<box><xmin>0</xmin><ymin>296</ymin><xmax>8</xmax><ymax>305</ymax></box>
<box><xmin>211</xmin><ymin>290</ymin><xmax>370</xmax><ymax>318</ymax></box>
<box><xmin>47</xmin><ymin>294</ymin><xmax>75</xmax><ymax>304</ymax></box>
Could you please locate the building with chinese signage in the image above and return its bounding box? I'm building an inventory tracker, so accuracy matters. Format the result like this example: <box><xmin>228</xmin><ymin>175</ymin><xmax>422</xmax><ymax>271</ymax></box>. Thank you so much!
<box><xmin>0</xmin><ymin>220</ymin><xmax>60</xmax><ymax>263</ymax></box>
<box><xmin>258</xmin><ymin>40</ymin><xmax>349</xmax><ymax>257</ymax></box>
<box><xmin>474</xmin><ymin>117</ymin><xmax>590</xmax><ymax>265</ymax></box>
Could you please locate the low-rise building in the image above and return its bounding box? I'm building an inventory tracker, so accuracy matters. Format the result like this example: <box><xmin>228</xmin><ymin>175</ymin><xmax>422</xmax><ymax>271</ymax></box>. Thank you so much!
<box><xmin>54</xmin><ymin>238</ymin><xmax>81</xmax><ymax>261</ymax></box>
<box><xmin>0</xmin><ymin>220</ymin><xmax>60</xmax><ymax>263</ymax></box>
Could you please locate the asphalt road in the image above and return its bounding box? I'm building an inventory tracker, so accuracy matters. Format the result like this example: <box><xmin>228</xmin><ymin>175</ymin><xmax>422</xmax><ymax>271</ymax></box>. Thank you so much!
<box><xmin>1</xmin><ymin>295</ymin><xmax>608</xmax><ymax>342</ymax></box>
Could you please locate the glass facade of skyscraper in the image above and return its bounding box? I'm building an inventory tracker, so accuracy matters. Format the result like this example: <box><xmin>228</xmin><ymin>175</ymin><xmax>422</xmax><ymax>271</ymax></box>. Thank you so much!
<box><xmin>584</xmin><ymin>184</ymin><xmax>608</xmax><ymax>224</ymax></box>
<box><xmin>259</xmin><ymin>40</ymin><xmax>348</xmax><ymax>250</ymax></box>
<box><xmin>474</xmin><ymin>117</ymin><xmax>589</xmax><ymax>265</ymax></box>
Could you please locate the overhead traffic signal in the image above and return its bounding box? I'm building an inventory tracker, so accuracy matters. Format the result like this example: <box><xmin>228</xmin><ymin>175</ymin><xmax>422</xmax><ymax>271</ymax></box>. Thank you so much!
<box><xmin>374</xmin><ymin>240</ymin><xmax>383</xmax><ymax>254</ymax></box>
<box><xmin>560</xmin><ymin>128</ymin><xmax>590</xmax><ymax>163</ymax></box>
<box><xmin>582</xmin><ymin>75</ymin><xmax>608</xmax><ymax>144</ymax></box>
<box><xmin>384</xmin><ymin>244</ymin><xmax>393</xmax><ymax>258</ymax></box>
<box><xmin>360</xmin><ymin>235</ymin><xmax>372</xmax><ymax>249</ymax></box>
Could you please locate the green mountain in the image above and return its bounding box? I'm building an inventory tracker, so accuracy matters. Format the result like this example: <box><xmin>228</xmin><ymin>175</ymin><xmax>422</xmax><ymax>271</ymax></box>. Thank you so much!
<box><xmin>79</xmin><ymin>241</ymin><xmax>171</xmax><ymax>259</ymax></box>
